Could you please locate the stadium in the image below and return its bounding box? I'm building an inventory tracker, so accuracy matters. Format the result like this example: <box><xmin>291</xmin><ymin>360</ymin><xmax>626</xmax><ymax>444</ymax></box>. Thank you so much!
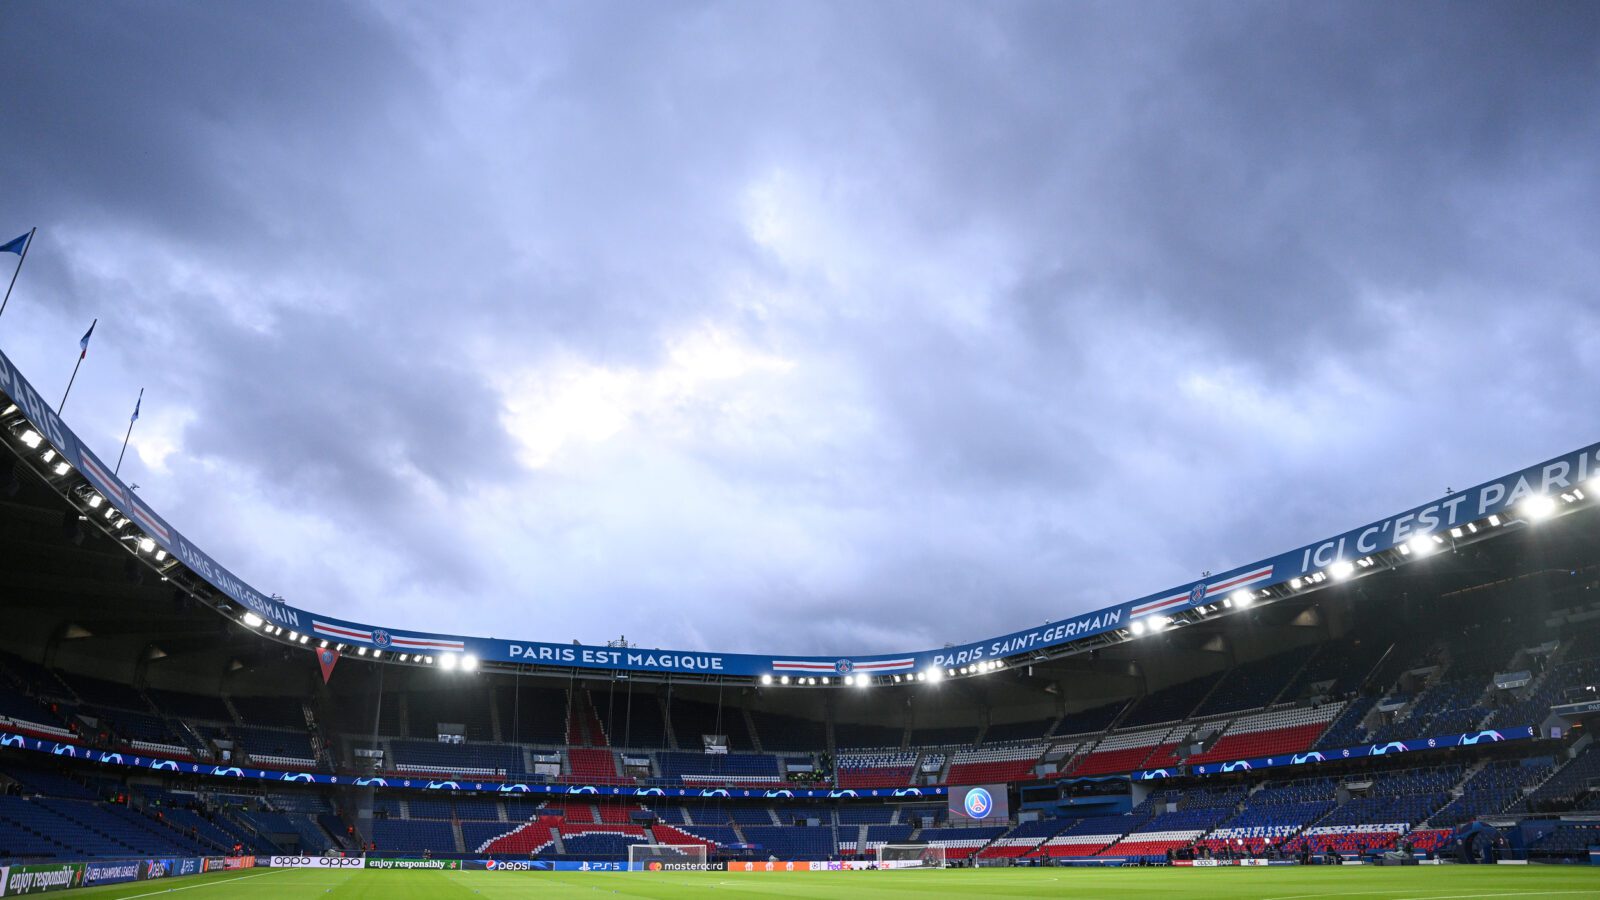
<box><xmin>3</xmin><ymin>4</ymin><xmax>1599</xmax><ymax>899</ymax></box>
<box><xmin>4</xmin><ymin>350</ymin><xmax>1600</xmax><ymax>899</ymax></box>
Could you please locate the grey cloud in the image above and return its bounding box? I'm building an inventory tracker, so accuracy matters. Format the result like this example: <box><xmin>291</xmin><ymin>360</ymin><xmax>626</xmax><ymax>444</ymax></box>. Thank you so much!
<box><xmin>0</xmin><ymin>1</ymin><xmax>1596</xmax><ymax>655</ymax></box>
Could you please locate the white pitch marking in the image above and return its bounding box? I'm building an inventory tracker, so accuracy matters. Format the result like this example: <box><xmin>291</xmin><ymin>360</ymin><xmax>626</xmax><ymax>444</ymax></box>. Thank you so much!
<box><xmin>113</xmin><ymin>869</ymin><xmax>291</xmax><ymax>900</ymax></box>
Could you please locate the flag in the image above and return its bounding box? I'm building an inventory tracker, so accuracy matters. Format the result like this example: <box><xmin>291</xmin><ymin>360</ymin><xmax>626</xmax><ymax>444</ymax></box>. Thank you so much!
<box><xmin>318</xmin><ymin>646</ymin><xmax>340</xmax><ymax>683</ymax></box>
<box><xmin>78</xmin><ymin>321</ymin><xmax>95</xmax><ymax>359</ymax></box>
<box><xmin>130</xmin><ymin>394</ymin><xmax>141</xmax><ymax>423</ymax></box>
<box><xmin>0</xmin><ymin>233</ymin><xmax>26</xmax><ymax>255</ymax></box>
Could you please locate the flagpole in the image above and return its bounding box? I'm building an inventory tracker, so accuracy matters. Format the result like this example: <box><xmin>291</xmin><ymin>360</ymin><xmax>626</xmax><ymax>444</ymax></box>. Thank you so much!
<box><xmin>59</xmin><ymin>317</ymin><xmax>95</xmax><ymax>416</ymax></box>
<box><xmin>0</xmin><ymin>227</ymin><xmax>36</xmax><ymax>321</ymax></box>
<box><xmin>115</xmin><ymin>387</ymin><xmax>144</xmax><ymax>475</ymax></box>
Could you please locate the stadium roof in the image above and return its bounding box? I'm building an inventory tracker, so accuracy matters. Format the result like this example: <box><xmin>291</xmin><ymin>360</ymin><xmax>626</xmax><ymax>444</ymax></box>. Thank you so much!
<box><xmin>4</xmin><ymin>342</ymin><xmax>1598</xmax><ymax>687</ymax></box>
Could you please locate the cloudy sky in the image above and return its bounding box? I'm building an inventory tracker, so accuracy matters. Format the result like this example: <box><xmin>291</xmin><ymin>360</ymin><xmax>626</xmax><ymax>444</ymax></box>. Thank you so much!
<box><xmin>1</xmin><ymin>1</ymin><xmax>1596</xmax><ymax>656</ymax></box>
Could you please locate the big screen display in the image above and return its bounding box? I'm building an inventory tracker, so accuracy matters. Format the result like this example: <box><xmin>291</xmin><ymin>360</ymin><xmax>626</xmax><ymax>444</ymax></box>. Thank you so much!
<box><xmin>947</xmin><ymin>784</ymin><xmax>1008</xmax><ymax>824</ymax></box>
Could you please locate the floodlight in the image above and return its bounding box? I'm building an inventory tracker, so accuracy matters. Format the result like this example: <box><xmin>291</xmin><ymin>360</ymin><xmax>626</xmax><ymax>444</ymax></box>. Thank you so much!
<box><xmin>1406</xmin><ymin>534</ymin><xmax>1434</xmax><ymax>556</ymax></box>
<box><xmin>424</xmin><ymin>656</ymin><xmax>434</xmax><ymax>664</ymax></box>
<box><xmin>1487</xmin><ymin>514</ymin><xmax>1502</xmax><ymax>527</ymax></box>
<box><xmin>439</xmin><ymin>653</ymin><xmax>458</xmax><ymax>670</ymax></box>
<box><xmin>821</xmin><ymin>677</ymin><xmax>830</xmax><ymax>685</ymax></box>
<box><xmin>760</xmin><ymin>675</ymin><xmax>773</xmax><ymax>685</ymax></box>
<box><xmin>1522</xmin><ymin>494</ymin><xmax>1556</xmax><ymax>521</ymax></box>
<box><xmin>319</xmin><ymin>640</ymin><xmax>329</xmax><ymax>648</ymax></box>
<box><xmin>242</xmin><ymin>612</ymin><xmax>263</xmax><ymax>628</ymax></box>
<box><xmin>138</xmin><ymin>537</ymin><xmax>155</xmax><ymax>553</ymax></box>
<box><xmin>371</xmin><ymin>650</ymin><xmax>382</xmax><ymax>659</ymax></box>
<box><xmin>1148</xmin><ymin>616</ymin><xmax>1169</xmax><ymax>632</ymax></box>
<box><xmin>287</xmin><ymin>632</ymin><xmax>299</xmax><ymax>642</ymax></box>
<box><xmin>53</xmin><ymin>462</ymin><xmax>70</xmax><ymax>476</ymax></box>
<box><xmin>1289</xmin><ymin>577</ymin><xmax>1303</xmax><ymax>589</ymax></box>
<box><xmin>856</xmin><ymin>675</ymin><xmax>870</xmax><ymax>688</ymax></box>
<box><xmin>87</xmin><ymin>494</ymin><xmax>103</xmax><ymax>509</ymax></box>
<box><xmin>779</xmin><ymin>675</ymin><xmax>790</xmax><ymax>685</ymax></box>
<box><xmin>927</xmin><ymin>669</ymin><xmax>943</xmax><ymax>683</ymax></box>
<box><xmin>1330</xmin><ymin>560</ymin><xmax>1354</xmax><ymax>580</ymax></box>
<box><xmin>1</xmin><ymin>404</ymin><xmax>15</xmax><ymax>416</ymax></box>
<box><xmin>1130</xmin><ymin>620</ymin><xmax>1147</xmax><ymax>636</ymax></box>
<box><xmin>357</xmin><ymin>647</ymin><xmax>367</xmax><ymax>656</ymax></box>
<box><xmin>19</xmin><ymin>430</ymin><xmax>41</xmax><ymax>449</ymax></box>
<box><xmin>399</xmin><ymin>654</ymin><xmax>409</xmax><ymax>662</ymax></box>
<box><xmin>461</xmin><ymin>654</ymin><xmax>479</xmax><ymax>672</ymax></box>
<box><xmin>41</xmin><ymin>449</ymin><xmax>56</xmax><ymax>463</ymax></box>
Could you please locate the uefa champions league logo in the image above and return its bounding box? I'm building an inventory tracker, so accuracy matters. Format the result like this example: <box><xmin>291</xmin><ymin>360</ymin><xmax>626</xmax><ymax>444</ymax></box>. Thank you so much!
<box><xmin>835</xmin><ymin>659</ymin><xmax>854</xmax><ymax>674</ymax></box>
<box><xmin>964</xmin><ymin>787</ymin><xmax>993</xmax><ymax>819</ymax></box>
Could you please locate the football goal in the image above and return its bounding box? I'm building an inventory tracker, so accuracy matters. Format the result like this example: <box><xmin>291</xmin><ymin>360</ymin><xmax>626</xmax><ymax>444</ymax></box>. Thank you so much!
<box><xmin>875</xmin><ymin>843</ymin><xmax>948</xmax><ymax>869</ymax></box>
<box><xmin>627</xmin><ymin>843</ymin><xmax>711</xmax><ymax>872</ymax></box>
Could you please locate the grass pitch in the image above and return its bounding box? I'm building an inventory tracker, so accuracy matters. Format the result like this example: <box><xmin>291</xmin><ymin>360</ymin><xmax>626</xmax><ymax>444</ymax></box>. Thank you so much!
<box><xmin>54</xmin><ymin>865</ymin><xmax>1600</xmax><ymax>899</ymax></box>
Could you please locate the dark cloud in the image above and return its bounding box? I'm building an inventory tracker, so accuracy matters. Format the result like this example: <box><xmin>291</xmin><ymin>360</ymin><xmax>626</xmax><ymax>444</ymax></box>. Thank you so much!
<box><xmin>0</xmin><ymin>1</ymin><xmax>1596</xmax><ymax>654</ymax></box>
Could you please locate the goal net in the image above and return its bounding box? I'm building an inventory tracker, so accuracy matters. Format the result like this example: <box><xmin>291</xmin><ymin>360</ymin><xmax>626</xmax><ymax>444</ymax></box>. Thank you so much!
<box><xmin>627</xmin><ymin>843</ymin><xmax>711</xmax><ymax>872</ymax></box>
<box><xmin>875</xmin><ymin>843</ymin><xmax>947</xmax><ymax>869</ymax></box>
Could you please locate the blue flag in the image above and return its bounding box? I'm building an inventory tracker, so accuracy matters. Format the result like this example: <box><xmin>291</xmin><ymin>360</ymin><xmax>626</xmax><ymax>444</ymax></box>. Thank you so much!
<box><xmin>79</xmin><ymin>321</ymin><xmax>95</xmax><ymax>359</ymax></box>
<box><xmin>0</xmin><ymin>233</ymin><xmax>26</xmax><ymax>255</ymax></box>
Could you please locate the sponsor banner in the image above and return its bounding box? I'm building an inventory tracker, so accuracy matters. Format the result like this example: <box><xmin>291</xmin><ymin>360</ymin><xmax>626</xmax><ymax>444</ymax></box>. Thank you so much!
<box><xmin>4</xmin><ymin>340</ymin><xmax>1593</xmax><ymax>680</ymax></box>
<box><xmin>2</xmin><ymin>863</ymin><xmax>85</xmax><ymax>896</ymax></box>
<box><xmin>364</xmin><ymin>858</ymin><xmax>461</xmax><ymax>871</ymax></box>
<box><xmin>268</xmin><ymin>856</ymin><xmax>364</xmax><ymax>869</ymax></box>
<box><xmin>175</xmin><ymin>859</ymin><xmax>204</xmax><ymax>878</ymax></box>
<box><xmin>1187</xmin><ymin>726</ymin><xmax>1539</xmax><ymax>776</ymax></box>
<box><xmin>725</xmin><ymin>861</ymin><xmax>814</xmax><ymax>872</ymax></box>
<box><xmin>552</xmin><ymin>862</ymin><xmax>626</xmax><ymax>872</ymax></box>
<box><xmin>202</xmin><ymin>858</ymin><xmax>228</xmax><ymax>873</ymax></box>
<box><xmin>82</xmin><ymin>861</ymin><xmax>142</xmax><ymax>886</ymax></box>
<box><xmin>466</xmin><ymin>860</ymin><xmax>553</xmax><ymax>872</ymax></box>
<box><xmin>223</xmin><ymin>857</ymin><xmax>256</xmax><ymax>870</ymax></box>
<box><xmin>636</xmin><ymin>861</ymin><xmax>722</xmax><ymax>873</ymax></box>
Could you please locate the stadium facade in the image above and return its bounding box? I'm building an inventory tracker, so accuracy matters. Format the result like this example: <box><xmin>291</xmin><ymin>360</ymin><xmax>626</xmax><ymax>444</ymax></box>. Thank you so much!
<box><xmin>2</xmin><ymin>343</ymin><xmax>1600</xmax><ymax>882</ymax></box>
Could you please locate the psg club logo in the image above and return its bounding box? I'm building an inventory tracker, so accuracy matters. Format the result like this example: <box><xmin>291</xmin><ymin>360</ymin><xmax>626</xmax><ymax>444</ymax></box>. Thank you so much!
<box><xmin>372</xmin><ymin>629</ymin><xmax>391</xmax><ymax>648</ymax></box>
<box><xmin>964</xmin><ymin>787</ymin><xmax>993</xmax><ymax>819</ymax></box>
<box><xmin>1188</xmin><ymin>583</ymin><xmax>1207</xmax><ymax>606</ymax></box>
<box><xmin>834</xmin><ymin>659</ymin><xmax>854</xmax><ymax>674</ymax></box>
<box><xmin>320</xmin><ymin>650</ymin><xmax>335</xmax><ymax>665</ymax></box>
